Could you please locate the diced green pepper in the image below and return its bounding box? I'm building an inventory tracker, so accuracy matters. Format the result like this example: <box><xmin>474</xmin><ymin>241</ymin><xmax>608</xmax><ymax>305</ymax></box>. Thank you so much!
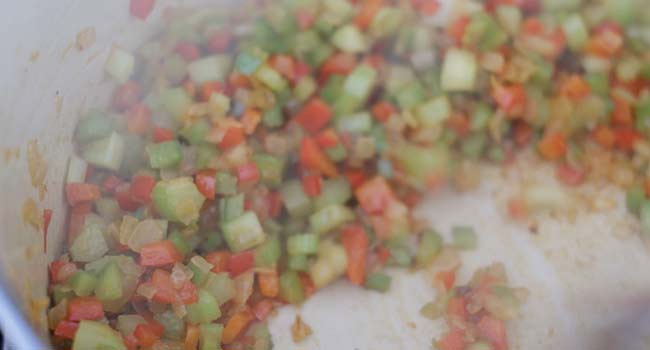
<box><xmin>82</xmin><ymin>132</ymin><xmax>125</xmax><ymax>171</ymax></box>
<box><xmin>203</xmin><ymin>272</ymin><xmax>236</xmax><ymax>305</ymax></box>
<box><xmin>255</xmin><ymin>237</ymin><xmax>282</xmax><ymax>266</ymax></box>
<box><xmin>441</xmin><ymin>48</ymin><xmax>477</xmax><ymax>92</ymax></box>
<box><xmin>187</xmin><ymin>55</ymin><xmax>232</xmax><ymax>84</ymax></box>
<box><xmin>313</xmin><ymin>179</ymin><xmax>351</xmax><ymax>211</ymax></box>
<box><xmin>69</xmin><ymin>271</ymin><xmax>98</xmax><ymax>297</ymax></box>
<box><xmin>336</xmin><ymin>112</ymin><xmax>373</xmax><ymax>134</ymax></box>
<box><xmin>452</xmin><ymin>226</ymin><xmax>477</xmax><ymax>250</ymax></box>
<box><xmin>95</xmin><ymin>262</ymin><xmax>124</xmax><ymax>302</ymax></box>
<box><xmin>168</xmin><ymin>231</ymin><xmax>191</xmax><ymax>257</ymax></box>
<box><xmin>288</xmin><ymin>254</ymin><xmax>309</xmax><ymax>271</ymax></box>
<box><xmin>627</xmin><ymin>185</ymin><xmax>646</xmax><ymax>215</ymax></box>
<box><xmin>199</xmin><ymin>323</ymin><xmax>224</xmax><ymax>350</ymax></box>
<box><xmin>222</xmin><ymin>211</ymin><xmax>267</xmax><ymax>252</ymax></box>
<box><xmin>365</xmin><ymin>272</ymin><xmax>391</xmax><ymax>293</ymax></box>
<box><xmin>73</xmin><ymin>321</ymin><xmax>126</xmax><ymax>350</ymax></box>
<box><xmin>152</xmin><ymin>177</ymin><xmax>206</xmax><ymax>225</ymax></box>
<box><xmin>235</xmin><ymin>47</ymin><xmax>269</xmax><ymax>75</ymax></box>
<box><xmin>253</xmin><ymin>154</ymin><xmax>286</xmax><ymax>188</ymax></box>
<box><xmin>154</xmin><ymin>310</ymin><xmax>186</xmax><ymax>340</ymax></box>
<box><xmin>186</xmin><ymin>289</ymin><xmax>221</xmax><ymax>324</ymax></box>
<box><xmin>146</xmin><ymin>140</ymin><xmax>183</xmax><ymax>169</ymax></box>
<box><xmin>416</xmin><ymin>230</ymin><xmax>443</xmax><ymax>266</ymax></box>
<box><xmin>415</xmin><ymin>96</ymin><xmax>451</xmax><ymax>127</ymax></box>
<box><xmin>75</xmin><ymin>110</ymin><xmax>114</xmax><ymax>144</ymax></box>
<box><xmin>279</xmin><ymin>271</ymin><xmax>305</xmax><ymax>304</ymax></box>
<box><xmin>180</xmin><ymin>119</ymin><xmax>210</xmax><ymax>145</ymax></box>
<box><xmin>287</xmin><ymin>233</ymin><xmax>320</xmax><ymax>255</ymax></box>
<box><xmin>332</xmin><ymin>25</ymin><xmax>367</xmax><ymax>53</ymax></box>
<box><xmin>280</xmin><ymin>180</ymin><xmax>313</xmax><ymax>218</ymax></box>
<box><xmin>219</xmin><ymin>193</ymin><xmax>245</xmax><ymax>223</ymax></box>
<box><xmin>262</xmin><ymin>104</ymin><xmax>285</xmax><ymax>128</ymax></box>
<box><xmin>309</xmin><ymin>204</ymin><xmax>354</xmax><ymax>235</ymax></box>
<box><xmin>160</xmin><ymin>88</ymin><xmax>192</xmax><ymax>120</ymax></box>
<box><xmin>395</xmin><ymin>81</ymin><xmax>426</xmax><ymax>110</ymax></box>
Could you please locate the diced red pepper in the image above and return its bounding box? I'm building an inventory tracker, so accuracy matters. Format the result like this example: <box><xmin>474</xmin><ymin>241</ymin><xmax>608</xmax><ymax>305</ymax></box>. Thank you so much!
<box><xmin>354</xmin><ymin>0</ymin><xmax>383</xmax><ymax>30</ymax></box>
<box><xmin>126</xmin><ymin>103</ymin><xmax>151</xmax><ymax>135</ymax></box>
<box><xmin>150</xmin><ymin>269</ymin><xmax>198</xmax><ymax>305</ymax></box>
<box><xmin>130</xmin><ymin>175</ymin><xmax>156</xmax><ymax>204</ymax></box>
<box><xmin>446</xmin><ymin>113</ymin><xmax>471</xmax><ymax>138</ymax></box>
<box><xmin>355</xmin><ymin>177</ymin><xmax>397</xmax><ymax>215</ymax></box>
<box><xmin>114</xmin><ymin>183</ymin><xmax>141</xmax><ymax>212</ymax></box>
<box><xmin>319</xmin><ymin>53</ymin><xmax>357</xmax><ymax>81</ymax></box>
<box><xmin>201</xmin><ymin>81</ymin><xmax>225</xmax><ymax>102</ymax></box>
<box><xmin>302</xmin><ymin>174</ymin><xmax>322</xmax><ymax>197</ymax></box>
<box><xmin>237</xmin><ymin>163</ymin><xmax>260</xmax><ymax>185</ymax></box>
<box><xmin>435</xmin><ymin>270</ymin><xmax>457</xmax><ymax>291</ymax></box>
<box><xmin>371</xmin><ymin>102</ymin><xmax>397</xmax><ymax>123</ymax></box>
<box><xmin>513</xmin><ymin>121</ymin><xmax>533</xmax><ymax>147</ymax></box>
<box><xmin>102</xmin><ymin>175</ymin><xmax>122</xmax><ymax>194</ymax></box>
<box><xmin>298</xmin><ymin>273</ymin><xmax>316</xmax><ymax>298</ymax></box>
<box><xmin>560</xmin><ymin>75</ymin><xmax>591</xmax><ymax>100</ymax></box>
<box><xmin>129</xmin><ymin>0</ymin><xmax>156</xmax><ymax>20</ymax></box>
<box><xmin>112</xmin><ymin>81</ymin><xmax>142</xmax><ymax>111</ymax></box>
<box><xmin>556</xmin><ymin>164</ymin><xmax>586</xmax><ymax>186</ymax></box>
<box><xmin>65</xmin><ymin>183</ymin><xmax>101</xmax><ymax>207</ymax></box>
<box><xmin>492</xmin><ymin>83</ymin><xmax>527</xmax><ymax>117</ymax></box>
<box><xmin>222</xmin><ymin>308</ymin><xmax>254</xmax><ymax>345</ymax></box>
<box><xmin>446</xmin><ymin>296</ymin><xmax>468</xmax><ymax>321</ymax></box>
<box><xmin>257</xmin><ymin>270</ymin><xmax>279</xmax><ymax>298</ymax></box>
<box><xmin>478</xmin><ymin>316</ymin><xmax>508</xmax><ymax>350</ymax></box>
<box><xmin>294</xmin><ymin>98</ymin><xmax>332</xmax><ymax>134</ymax></box>
<box><xmin>207</xmin><ymin>32</ymin><xmax>232</xmax><ymax>53</ymax></box>
<box><xmin>507</xmin><ymin>197</ymin><xmax>528</xmax><ymax>220</ymax></box>
<box><xmin>611</xmin><ymin>97</ymin><xmax>633</xmax><ymax>126</ymax></box>
<box><xmin>448</xmin><ymin>16</ymin><xmax>471</xmax><ymax>44</ymax></box>
<box><xmin>67</xmin><ymin>297</ymin><xmax>104</xmax><ymax>321</ymax></box>
<box><xmin>54</xmin><ymin>321</ymin><xmax>79</xmax><ymax>340</ymax></box>
<box><xmin>49</xmin><ymin>260</ymin><xmax>77</xmax><ymax>284</ymax></box>
<box><xmin>269</xmin><ymin>54</ymin><xmax>296</xmax><ymax>82</ymax></box>
<box><xmin>293</xmin><ymin>59</ymin><xmax>311</xmax><ymax>82</ymax></box>
<box><xmin>228</xmin><ymin>251</ymin><xmax>255</xmax><ymax>277</ymax></box>
<box><xmin>124</xmin><ymin>334</ymin><xmax>139</xmax><ymax>350</ymax></box>
<box><xmin>228</xmin><ymin>72</ymin><xmax>252</xmax><ymax>89</ymax></box>
<box><xmin>195</xmin><ymin>169</ymin><xmax>217</xmax><ymax>200</ymax></box>
<box><xmin>43</xmin><ymin>209</ymin><xmax>52</xmax><ymax>253</ymax></box>
<box><xmin>341</xmin><ymin>225</ymin><xmax>369</xmax><ymax>285</ymax></box>
<box><xmin>411</xmin><ymin>0</ymin><xmax>441</xmax><ymax>15</ymax></box>
<box><xmin>537</xmin><ymin>132</ymin><xmax>567</xmax><ymax>161</ymax></box>
<box><xmin>140</xmin><ymin>241</ymin><xmax>183</xmax><ymax>267</ymax></box>
<box><xmin>175</xmin><ymin>42</ymin><xmax>201</xmax><ymax>61</ymax></box>
<box><xmin>296</xmin><ymin>8</ymin><xmax>317</xmax><ymax>30</ymax></box>
<box><xmin>345</xmin><ymin>169</ymin><xmax>367</xmax><ymax>189</ymax></box>
<box><xmin>205</xmin><ymin>251</ymin><xmax>231</xmax><ymax>273</ymax></box>
<box><xmin>153</xmin><ymin>126</ymin><xmax>175</xmax><ymax>143</ymax></box>
<box><xmin>315</xmin><ymin>128</ymin><xmax>340</xmax><ymax>149</ymax></box>
<box><xmin>134</xmin><ymin>323</ymin><xmax>161</xmax><ymax>347</ymax></box>
<box><xmin>267</xmin><ymin>191</ymin><xmax>283</xmax><ymax>218</ymax></box>
<box><xmin>219</xmin><ymin>127</ymin><xmax>245</xmax><ymax>150</ymax></box>
<box><xmin>437</xmin><ymin>327</ymin><xmax>467</xmax><ymax>350</ymax></box>
<box><xmin>67</xmin><ymin>203</ymin><xmax>92</xmax><ymax>246</ymax></box>
<box><xmin>376</xmin><ymin>246</ymin><xmax>391</xmax><ymax>264</ymax></box>
<box><xmin>614</xmin><ymin>127</ymin><xmax>641</xmax><ymax>151</ymax></box>
<box><xmin>299</xmin><ymin>137</ymin><xmax>338</xmax><ymax>177</ymax></box>
<box><xmin>591</xmin><ymin>125</ymin><xmax>616</xmax><ymax>149</ymax></box>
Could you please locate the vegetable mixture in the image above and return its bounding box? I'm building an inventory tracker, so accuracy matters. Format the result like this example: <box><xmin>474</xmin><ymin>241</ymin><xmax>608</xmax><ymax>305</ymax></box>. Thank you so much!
<box><xmin>47</xmin><ymin>0</ymin><xmax>650</xmax><ymax>349</ymax></box>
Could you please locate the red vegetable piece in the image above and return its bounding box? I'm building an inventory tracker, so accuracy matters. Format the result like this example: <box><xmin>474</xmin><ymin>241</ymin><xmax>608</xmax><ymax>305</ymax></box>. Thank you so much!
<box><xmin>54</xmin><ymin>321</ymin><xmax>79</xmax><ymax>340</ymax></box>
<box><xmin>252</xmin><ymin>299</ymin><xmax>275</xmax><ymax>321</ymax></box>
<box><xmin>219</xmin><ymin>127</ymin><xmax>245</xmax><ymax>150</ymax></box>
<box><xmin>43</xmin><ymin>209</ymin><xmax>52</xmax><ymax>253</ymax></box>
<box><xmin>195</xmin><ymin>169</ymin><xmax>217</xmax><ymax>200</ymax></box>
<box><xmin>299</xmin><ymin>137</ymin><xmax>338</xmax><ymax>177</ymax></box>
<box><xmin>371</xmin><ymin>102</ymin><xmax>397</xmax><ymax>123</ymax></box>
<box><xmin>130</xmin><ymin>175</ymin><xmax>156</xmax><ymax>204</ymax></box>
<box><xmin>341</xmin><ymin>225</ymin><xmax>369</xmax><ymax>285</ymax></box>
<box><xmin>295</xmin><ymin>9</ymin><xmax>316</xmax><ymax>30</ymax></box>
<box><xmin>237</xmin><ymin>163</ymin><xmax>260</xmax><ymax>185</ymax></box>
<box><xmin>175</xmin><ymin>42</ymin><xmax>201</xmax><ymax>61</ymax></box>
<box><xmin>112</xmin><ymin>81</ymin><xmax>142</xmax><ymax>111</ymax></box>
<box><xmin>355</xmin><ymin>177</ymin><xmax>396</xmax><ymax>215</ymax></box>
<box><xmin>153</xmin><ymin>125</ymin><xmax>175</xmax><ymax>143</ymax></box>
<box><xmin>205</xmin><ymin>251</ymin><xmax>231</xmax><ymax>273</ymax></box>
<box><xmin>134</xmin><ymin>323</ymin><xmax>161</xmax><ymax>347</ymax></box>
<box><xmin>130</xmin><ymin>0</ymin><xmax>156</xmax><ymax>20</ymax></box>
<box><xmin>315</xmin><ymin>128</ymin><xmax>340</xmax><ymax>149</ymax></box>
<box><xmin>228</xmin><ymin>250</ymin><xmax>255</xmax><ymax>277</ymax></box>
<box><xmin>478</xmin><ymin>316</ymin><xmax>508</xmax><ymax>350</ymax></box>
<box><xmin>207</xmin><ymin>32</ymin><xmax>232</xmax><ymax>53</ymax></box>
<box><xmin>126</xmin><ymin>103</ymin><xmax>151</xmax><ymax>135</ymax></box>
<box><xmin>556</xmin><ymin>164</ymin><xmax>586</xmax><ymax>186</ymax></box>
<box><xmin>67</xmin><ymin>203</ymin><xmax>92</xmax><ymax>246</ymax></box>
<box><xmin>102</xmin><ymin>175</ymin><xmax>122</xmax><ymax>194</ymax></box>
<box><xmin>302</xmin><ymin>174</ymin><xmax>322</xmax><ymax>197</ymax></box>
<box><xmin>49</xmin><ymin>260</ymin><xmax>77</xmax><ymax>284</ymax></box>
<box><xmin>114</xmin><ymin>183</ymin><xmax>141</xmax><ymax>212</ymax></box>
<box><xmin>294</xmin><ymin>98</ymin><xmax>332</xmax><ymax>134</ymax></box>
<box><xmin>65</xmin><ymin>183</ymin><xmax>101</xmax><ymax>207</ymax></box>
<box><xmin>67</xmin><ymin>297</ymin><xmax>104</xmax><ymax>321</ymax></box>
<box><xmin>139</xmin><ymin>241</ymin><xmax>183</xmax><ymax>267</ymax></box>
<box><xmin>437</xmin><ymin>327</ymin><xmax>467</xmax><ymax>350</ymax></box>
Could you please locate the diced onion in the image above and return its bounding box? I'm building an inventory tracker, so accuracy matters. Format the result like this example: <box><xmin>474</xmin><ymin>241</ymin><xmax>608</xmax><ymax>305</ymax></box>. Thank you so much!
<box><xmin>190</xmin><ymin>256</ymin><xmax>214</xmax><ymax>273</ymax></box>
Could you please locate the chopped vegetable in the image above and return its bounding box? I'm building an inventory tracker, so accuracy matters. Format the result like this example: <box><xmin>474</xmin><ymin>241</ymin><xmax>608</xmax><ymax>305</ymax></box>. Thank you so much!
<box><xmin>152</xmin><ymin>177</ymin><xmax>206</xmax><ymax>224</ymax></box>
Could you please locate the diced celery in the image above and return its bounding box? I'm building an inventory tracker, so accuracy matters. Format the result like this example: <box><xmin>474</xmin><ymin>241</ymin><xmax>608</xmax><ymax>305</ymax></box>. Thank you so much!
<box><xmin>70</xmin><ymin>215</ymin><xmax>108</xmax><ymax>262</ymax></box>
<box><xmin>336</xmin><ymin>112</ymin><xmax>373</xmax><ymax>134</ymax></box>
<box><xmin>392</xmin><ymin>143</ymin><xmax>450</xmax><ymax>185</ymax></box>
<box><xmin>146</xmin><ymin>140</ymin><xmax>183</xmax><ymax>169</ymax></box>
<box><xmin>441</xmin><ymin>48</ymin><xmax>477</xmax><ymax>92</ymax></box>
<box><xmin>203</xmin><ymin>272</ymin><xmax>236</xmax><ymax>305</ymax></box>
<box><xmin>215</xmin><ymin>172</ymin><xmax>238</xmax><ymax>195</ymax></box>
<box><xmin>196</xmin><ymin>144</ymin><xmax>219</xmax><ymax>169</ymax></box>
<box><xmin>73</xmin><ymin>321</ymin><xmax>126</xmax><ymax>350</ymax></box>
<box><xmin>395</xmin><ymin>81</ymin><xmax>426</xmax><ymax>110</ymax></box>
<box><xmin>415</xmin><ymin>96</ymin><xmax>451</xmax><ymax>127</ymax></box>
<box><xmin>640</xmin><ymin>200</ymin><xmax>650</xmax><ymax>239</ymax></box>
<box><xmin>82</xmin><ymin>132</ymin><xmax>125</xmax><ymax>171</ymax></box>
<box><xmin>325</xmin><ymin>144</ymin><xmax>348</xmax><ymax>162</ymax></box>
<box><xmin>288</xmin><ymin>254</ymin><xmax>309</xmax><ymax>271</ymax></box>
<box><xmin>95</xmin><ymin>262</ymin><xmax>124</xmax><ymax>302</ymax></box>
<box><xmin>369</xmin><ymin>7</ymin><xmax>402</xmax><ymax>38</ymax></box>
<box><xmin>386</xmin><ymin>65</ymin><xmax>415</xmax><ymax>97</ymax></box>
<box><xmin>635</xmin><ymin>97</ymin><xmax>650</xmax><ymax>132</ymax></box>
<box><xmin>562</xmin><ymin>14</ymin><xmax>589</xmax><ymax>51</ymax></box>
<box><xmin>279</xmin><ymin>271</ymin><xmax>305</xmax><ymax>304</ymax></box>
<box><xmin>309</xmin><ymin>241</ymin><xmax>347</xmax><ymax>288</ymax></box>
<box><xmin>585</xmin><ymin>73</ymin><xmax>609</xmax><ymax>96</ymax></box>
<box><xmin>160</xmin><ymin>88</ymin><xmax>192</xmax><ymax>120</ymax></box>
<box><xmin>187</xmin><ymin>55</ymin><xmax>232</xmax><ymax>84</ymax></box>
<box><xmin>294</xmin><ymin>76</ymin><xmax>317</xmax><ymax>102</ymax></box>
<box><xmin>462</xmin><ymin>133</ymin><xmax>488</xmax><ymax>159</ymax></box>
<box><xmin>332</xmin><ymin>25</ymin><xmax>368</xmax><ymax>53</ymax></box>
<box><xmin>201</xmin><ymin>231</ymin><xmax>224</xmax><ymax>252</ymax></box>
<box><xmin>66</xmin><ymin>156</ymin><xmax>88</xmax><ymax>184</ymax></box>
<box><xmin>189</xmin><ymin>260</ymin><xmax>210</xmax><ymax>286</ymax></box>
<box><xmin>365</xmin><ymin>272</ymin><xmax>391</xmax><ymax>293</ymax></box>
<box><xmin>314</xmin><ymin>179</ymin><xmax>351</xmax><ymax>211</ymax></box>
<box><xmin>187</xmin><ymin>289</ymin><xmax>221</xmax><ymax>324</ymax></box>
<box><xmin>344</xmin><ymin>65</ymin><xmax>377</xmax><ymax>101</ymax></box>
<box><xmin>105</xmin><ymin>48</ymin><xmax>135</xmax><ymax>84</ymax></box>
<box><xmin>452</xmin><ymin>226</ymin><xmax>477</xmax><ymax>250</ymax></box>
<box><xmin>222</xmin><ymin>211</ymin><xmax>267</xmax><ymax>252</ymax></box>
<box><xmin>388</xmin><ymin>246</ymin><xmax>412</xmax><ymax>267</ymax></box>
<box><xmin>262</xmin><ymin>104</ymin><xmax>284</xmax><ymax>128</ymax></box>
<box><xmin>471</xmin><ymin>103</ymin><xmax>493</xmax><ymax>131</ymax></box>
<box><xmin>180</xmin><ymin>119</ymin><xmax>210</xmax><ymax>145</ymax></box>
<box><xmin>200</xmin><ymin>323</ymin><xmax>224</xmax><ymax>350</ymax></box>
<box><xmin>152</xmin><ymin>177</ymin><xmax>206</xmax><ymax>225</ymax></box>
<box><xmin>253</xmin><ymin>154</ymin><xmax>286</xmax><ymax>188</ymax></box>
<box><xmin>219</xmin><ymin>193</ymin><xmax>245</xmax><ymax>223</ymax></box>
<box><xmin>321</xmin><ymin>75</ymin><xmax>345</xmax><ymax>105</ymax></box>
<box><xmin>309</xmin><ymin>204</ymin><xmax>354</xmax><ymax>235</ymax></box>
<box><xmin>281</xmin><ymin>180</ymin><xmax>313</xmax><ymax>218</ymax></box>
<box><xmin>255</xmin><ymin>237</ymin><xmax>282</xmax><ymax>266</ymax></box>
<box><xmin>463</xmin><ymin>13</ymin><xmax>507</xmax><ymax>51</ymax></box>
<box><xmin>53</xmin><ymin>285</ymin><xmax>74</xmax><ymax>305</ymax></box>
<box><xmin>255</xmin><ymin>64</ymin><xmax>288</xmax><ymax>92</ymax></box>
<box><xmin>75</xmin><ymin>110</ymin><xmax>114</xmax><ymax>144</ymax></box>
<box><xmin>69</xmin><ymin>271</ymin><xmax>97</xmax><ymax>297</ymax></box>
<box><xmin>496</xmin><ymin>5</ymin><xmax>521</xmax><ymax>35</ymax></box>
<box><xmin>617</xmin><ymin>57</ymin><xmax>642</xmax><ymax>83</ymax></box>
<box><xmin>416</xmin><ymin>230</ymin><xmax>443</xmax><ymax>266</ymax></box>
<box><xmin>235</xmin><ymin>47</ymin><xmax>269</xmax><ymax>75</ymax></box>
<box><xmin>627</xmin><ymin>185</ymin><xmax>646</xmax><ymax>215</ymax></box>
<box><xmin>154</xmin><ymin>310</ymin><xmax>185</xmax><ymax>340</ymax></box>
<box><xmin>287</xmin><ymin>233</ymin><xmax>319</xmax><ymax>255</ymax></box>
<box><xmin>605</xmin><ymin>0</ymin><xmax>636</xmax><ymax>25</ymax></box>
<box><xmin>168</xmin><ymin>231</ymin><xmax>190</xmax><ymax>257</ymax></box>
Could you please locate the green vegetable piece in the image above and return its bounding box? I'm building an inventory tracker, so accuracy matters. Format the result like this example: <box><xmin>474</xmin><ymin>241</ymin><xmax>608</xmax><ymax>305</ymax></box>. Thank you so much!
<box><xmin>82</xmin><ymin>132</ymin><xmax>125</xmax><ymax>171</ymax></box>
<box><xmin>146</xmin><ymin>140</ymin><xmax>183</xmax><ymax>169</ymax></box>
<box><xmin>222</xmin><ymin>211</ymin><xmax>267</xmax><ymax>253</ymax></box>
<box><xmin>441</xmin><ymin>48</ymin><xmax>477</xmax><ymax>92</ymax></box>
<box><xmin>70</xmin><ymin>215</ymin><xmax>108</xmax><ymax>263</ymax></box>
<box><xmin>585</xmin><ymin>73</ymin><xmax>609</xmax><ymax>96</ymax></box>
<box><xmin>160</xmin><ymin>88</ymin><xmax>192</xmax><ymax>120</ymax></box>
<box><xmin>95</xmin><ymin>262</ymin><xmax>124</xmax><ymax>302</ymax></box>
<box><xmin>336</xmin><ymin>112</ymin><xmax>373</xmax><ymax>134</ymax></box>
<box><xmin>253</xmin><ymin>154</ymin><xmax>286</xmax><ymax>188</ymax></box>
<box><xmin>53</xmin><ymin>285</ymin><xmax>74</xmax><ymax>305</ymax></box>
<box><xmin>200</xmin><ymin>323</ymin><xmax>224</xmax><ymax>350</ymax></box>
<box><xmin>605</xmin><ymin>0</ymin><xmax>636</xmax><ymax>25</ymax></box>
<box><xmin>294</xmin><ymin>76</ymin><xmax>317</xmax><ymax>102</ymax></box>
<box><xmin>388</xmin><ymin>246</ymin><xmax>412</xmax><ymax>267</ymax></box>
<box><xmin>332</xmin><ymin>25</ymin><xmax>368</xmax><ymax>53</ymax></box>
<box><xmin>279</xmin><ymin>271</ymin><xmax>305</xmax><ymax>304</ymax></box>
<box><xmin>281</xmin><ymin>180</ymin><xmax>313</xmax><ymax>218</ymax></box>
<box><xmin>309</xmin><ymin>204</ymin><xmax>355</xmax><ymax>235</ymax></box>
<box><xmin>262</xmin><ymin>104</ymin><xmax>285</xmax><ymax>128</ymax></box>
<box><xmin>635</xmin><ymin>97</ymin><xmax>650</xmax><ymax>132</ymax></box>
<box><xmin>219</xmin><ymin>193</ymin><xmax>245</xmax><ymax>223</ymax></box>
<box><xmin>452</xmin><ymin>226</ymin><xmax>477</xmax><ymax>250</ymax></box>
<box><xmin>215</xmin><ymin>172</ymin><xmax>238</xmax><ymax>195</ymax></box>
<box><xmin>395</xmin><ymin>81</ymin><xmax>426</xmax><ymax>110</ymax></box>
<box><xmin>288</xmin><ymin>254</ymin><xmax>309</xmax><ymax>271</ymax></box>
<box><xmin>196</xmin><ymin>144</ymin><xmax>219</xmax><ymax>170</ymax></box>
<box><xmin>168</xmin><ymin>231</ymin><xmax>190</xmax><ymax>257</ymax></box>
<box><xmin>365</xmin><ymin>272</ymin><xmax>391</xmax><ymax>293</ymax></box>
<box><xmin>69</xmin><ymin>271</ymin><xmax>97</xmax><ymax>297</ymax></box>
<box><xmin>187</xmin><ymin>55</ymin><xmax>232</xmax><ymax>84</ymax></box>
<box><xmin>235</xmin><ymin>47</ymin><xmax>268</xmax><ymax>75</ymax></box>
<box><xmin>392</xmin><ymin>143</ymin><xmax>449</xmax><ymax>185</ymax></box>
<box><xmin>201</xmin><ymin>231</ymin><xmax>224</xmax><ymax>252</ymax></box>
<box><xmin>73</xmin><ymin>320</ymin><xmax>126</xmax><ymax>350</ymax></box>
<box><xmin>203</xmin><ymin>272</ymin><xmax>236</xmax><ymax>305</ymax></box>
<box><xmin>255</xmin><ymin>64</ymin><xmax>288</xmax><ymax>92</ymax></box>
<box><xmin>343</xmin><ymin>64</ymin><xmax>377</xmax><ymax>103</ymax></box>
<box><xmin>641</xmin><ymin>200</ymin><xmax>650</xmax><ymax>239</ymax></box>
<box><xmin>105</xmin><ymin>48</ymin><xmax>135</xmax><ymax>84</ymax></box>
<box><xmin>416</xmin><ymin>230</ymin><xmax>443</xmax><ymax>266</ymax></box>
<box><xmin>627</xmin><ymin>185</ymin><xmax>646</xmax><ymax>215</ymax></box>
<box><xmin>462</xmin><ymin>132</ymin><xmax>488</xmax><ymax>159</ymax></box>
<box><xmin>152</xmin><ymin>177</ymin><xmax>206</xmax><ymax>225</ymax></box>
<box><xmin>463</xmin><ymin>13</ymin><xmax>507</xmax><ymax>51</ymax></box>
<box><xmin>415</xmin><ymin>96</ymin><xmax>452</xmax><ymax>127</ymax></box>
<box><xmin>466</xmin><ymin>341</ymin><xmax>494</xmax><ymax>350</ymax></box>
<box><xmin>255</xmin><ymin>237</ymin><xmax>282</xmax><ymax>267</ymax></box>
<box><xmin>471</xmin><ymin>103</ymin><xmax>493</xmax><ymax>131</ymax></box>
<box><xmin>180</xmin><ymin>119</ymin><xmax>210</xmax><ymax>145</ymax></box>
<box><xmin>369</xmin><ymin>7</ymin><xmax>402</xmax><ymax>38</ymax></box>
<box><xmin>186</xmin><ymin>289</ymin><xmax>222</xmax><ymax>324</ymax></box>
<box><xmin>495</xmin><ymin>5</ymin><xmax>521</xmax><ymax>34</ymax></box>
<box><xmin>562</xmin><ymin>14</ymin><xmax>589</xmax><ymax>51</ymax></box>
<box><xmin>75</xmin><ymin>110</ymin><xmax>114</xmax><ymax>144</ymax></box>
<box><xmin>154</xmin><ymin>310</ymin><xmax>186</xmax><ymax>340</ymax></box>
<box><xmin>314</xmin><ymin>179</ymin><xmax>351</xmax><ymax>211</ymax></box>
<box><xmin>287</xmin><ymin>233</ymin><xmax>320</xmax><ymax>255</ymax></box>
<box><xmin>321</xmin><ymin>75</ymin><xmax>345</xmax><ymax>105</ymax></box>
<box><xmin>325</xmin><ymin>144</ymin><xmax>348</xmax><ymax>162</ymax></box>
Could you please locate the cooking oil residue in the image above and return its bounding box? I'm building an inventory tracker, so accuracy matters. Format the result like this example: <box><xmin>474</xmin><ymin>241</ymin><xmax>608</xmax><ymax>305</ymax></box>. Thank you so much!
<box><xmin>21</xmin><ymin>198</ymin><xmax>43</xmax><ymax>231</ymax></box>
<box><xmin>3</xmin><ymin>147</ymin><xmax>20</xmax><ymax>162</ymax></box>
<box><xmin>27</xmin><ymin>140</ymin><xmax>48</xmax><ymax>199</ymax></box>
